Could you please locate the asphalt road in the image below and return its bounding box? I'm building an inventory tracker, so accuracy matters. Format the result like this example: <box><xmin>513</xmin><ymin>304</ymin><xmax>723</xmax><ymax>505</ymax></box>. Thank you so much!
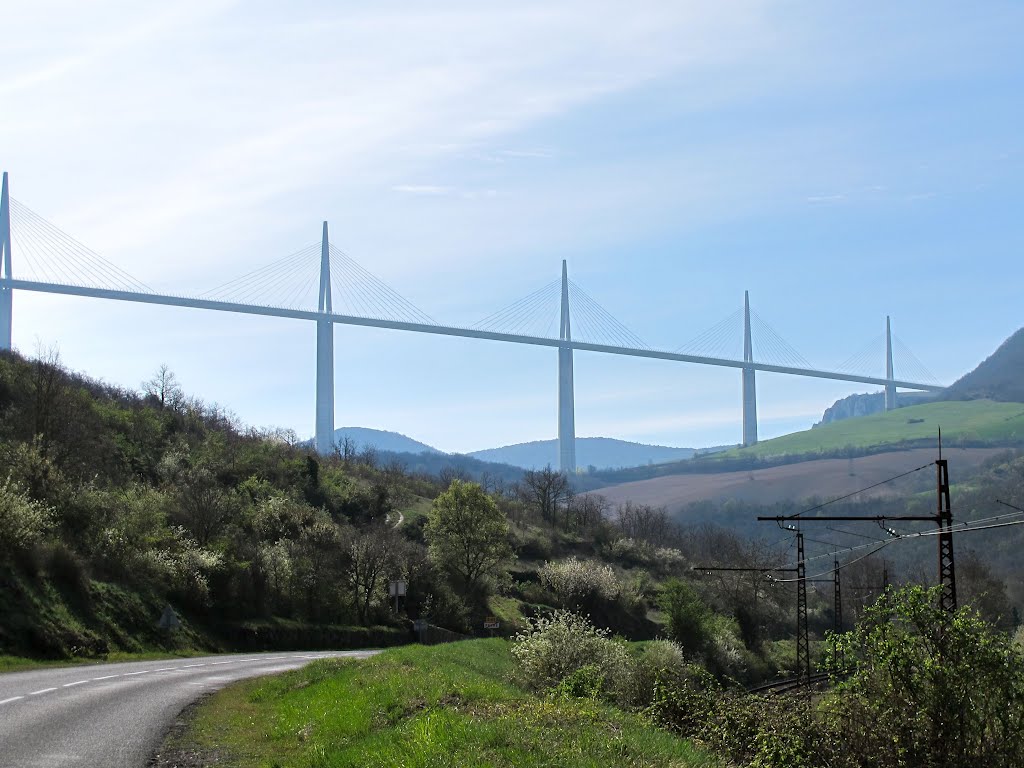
<box><xmin>0</xmin><ymin>650</ymin><xmax>377</xmax><ymax>767</ymax></box>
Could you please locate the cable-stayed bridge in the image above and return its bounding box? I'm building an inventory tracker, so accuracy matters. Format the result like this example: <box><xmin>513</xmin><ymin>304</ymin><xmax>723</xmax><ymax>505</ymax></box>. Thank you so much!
<box><xmin>0</xmin><ymin>172</ymin><xmax>944</xmax><ymax>472</ymax></box>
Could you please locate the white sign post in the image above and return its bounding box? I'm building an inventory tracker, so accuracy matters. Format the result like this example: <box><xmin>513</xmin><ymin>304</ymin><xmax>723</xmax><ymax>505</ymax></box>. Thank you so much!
<box><xmin>389</xmin><ymin>579</ymin><xmax>407</xmax><ymax>613</ymax></box>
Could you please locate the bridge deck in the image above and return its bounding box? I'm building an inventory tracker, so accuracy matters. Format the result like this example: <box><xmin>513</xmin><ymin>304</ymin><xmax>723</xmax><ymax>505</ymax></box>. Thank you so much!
<box><xmin>5</xmin><ymin>278</ymin><xmax>944</xmax><ymax>392</ymax></box>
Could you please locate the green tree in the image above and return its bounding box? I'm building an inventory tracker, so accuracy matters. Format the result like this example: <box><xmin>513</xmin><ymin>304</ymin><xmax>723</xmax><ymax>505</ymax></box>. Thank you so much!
<box><xmin>425</xmin><ymin>479</ymin><xmax>512</xmax><ymax>600</ymax></box>
<box><xmin>824</xmin><ymin>585</ymin><xmax>1024</xmax><ymax>768</ymax></box>
<box><xmin>658</xmin><ymin>578</ymin><xmax>712</xmax><ymax>655</ymax></box>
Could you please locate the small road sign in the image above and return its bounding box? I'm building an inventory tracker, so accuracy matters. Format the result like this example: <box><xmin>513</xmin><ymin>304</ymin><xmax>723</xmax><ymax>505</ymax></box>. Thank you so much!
<box><xmin>483</xmin><ymin>617</ymin><xmax>500</xmax><ymax>629</ymax></box>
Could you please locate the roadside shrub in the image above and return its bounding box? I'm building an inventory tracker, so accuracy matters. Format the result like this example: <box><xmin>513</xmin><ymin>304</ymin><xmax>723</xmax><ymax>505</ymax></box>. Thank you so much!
<box><xmin>511</xmin><ymin>610</ymin><xmax>632</xmax><ymax>701</ymax></box>
<box><xmin>538</xmin><ymin>557</ymin><xmax>620</xmax><ymax>607</ymax></box>
<box><xmin>823</xmin><ymin>585</ymin><xmax>1024</xmax><ymax>768</ymax></box>
<box><xmin>647</xmin><ymin>678</ymin><xmax>844</xmax><ymax>768</ymax></box>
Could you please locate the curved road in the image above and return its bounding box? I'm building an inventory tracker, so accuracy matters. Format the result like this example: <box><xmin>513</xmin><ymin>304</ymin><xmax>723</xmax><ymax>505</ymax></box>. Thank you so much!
<box><xmin>0</xmin><ymin>650</ymin><xmax>377</xmax><ymax>767</ymax></box>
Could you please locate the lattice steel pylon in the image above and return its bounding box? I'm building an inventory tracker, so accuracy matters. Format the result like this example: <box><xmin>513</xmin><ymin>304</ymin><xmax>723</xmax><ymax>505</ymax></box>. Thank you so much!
<box><xmin>833</xmin><ymin>557</ymin><xmax>843</xmax><ymax>634</ymax></box>
<box><xmin>795</xmin><ymin>531</ymin><xmax>811</xmax><ymax>685</ymax></box>
<box><xmin>936</xmin><ymin>457</ymin><xmax>957</xmax><ymax>612</ymax></box>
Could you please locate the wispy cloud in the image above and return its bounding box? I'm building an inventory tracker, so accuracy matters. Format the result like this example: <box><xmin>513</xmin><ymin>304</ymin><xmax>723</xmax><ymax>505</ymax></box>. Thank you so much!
<box><xmin>392</xmin><ymin>185</ymin><xmax>455</xmax><ymax>196</ymax></box>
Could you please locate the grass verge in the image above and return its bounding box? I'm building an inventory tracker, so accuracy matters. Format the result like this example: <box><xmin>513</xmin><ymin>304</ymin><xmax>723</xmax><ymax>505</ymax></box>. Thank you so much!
<box><xmin>160</xmin><ymin>639</ymin><xmax>719</xmax><ymax>767</ymax></box>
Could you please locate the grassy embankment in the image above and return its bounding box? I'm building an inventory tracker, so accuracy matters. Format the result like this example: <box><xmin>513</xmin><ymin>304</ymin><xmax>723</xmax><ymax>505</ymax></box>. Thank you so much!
<box><xmin>720</xmin><ymin>399</ymin><xmax>1024</xmax><ymax>459</ymax></box>
<box><xmin>160</xmin><ymin>640</ymin><xmax>718</xmax><ymax>768</ymax></box>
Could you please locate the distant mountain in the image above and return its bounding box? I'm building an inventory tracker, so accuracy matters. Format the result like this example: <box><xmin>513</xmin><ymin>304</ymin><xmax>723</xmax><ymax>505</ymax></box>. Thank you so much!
<box><xmin>368</xmin><ymin>447</ymin><xmax>527</xmax><ymax>486</ymax></box>
<box><xmin>467</xmin><ymin>437</ymin><xmax>698</xmax><ymax>471</ymax></box>
<box><xmin>332</xmin><ymin>427</ymin><xmax>443</xmax><ymax>455</ymax></box>
<box><xmin>942</xmin><ymin>327</ymin><xmax>1024</xmax><ymax>403</ymax></box>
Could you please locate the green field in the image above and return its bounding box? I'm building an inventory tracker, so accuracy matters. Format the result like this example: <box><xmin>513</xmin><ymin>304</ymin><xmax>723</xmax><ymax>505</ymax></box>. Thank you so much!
<box><xmin>160</xmin><ymin>640</ymin><xmax>717</xmax><ymax>768</ymax></box>
<box><xmin>720</xmin><ymin>399</ymin><xmax>1024</xmax><ymax>459</ymax></box>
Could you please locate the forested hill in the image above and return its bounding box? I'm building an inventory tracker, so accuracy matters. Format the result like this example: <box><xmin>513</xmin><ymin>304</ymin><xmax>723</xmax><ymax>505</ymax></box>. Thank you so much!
<box><xmin>942</xmin><ymin>326</ymin><xmax>1024</xmax><ymax>403</ymax></box>
<box><xmin>331</xmin><ymin>427</ymin><xmax>442</xmax><ymax>455</ymax></box>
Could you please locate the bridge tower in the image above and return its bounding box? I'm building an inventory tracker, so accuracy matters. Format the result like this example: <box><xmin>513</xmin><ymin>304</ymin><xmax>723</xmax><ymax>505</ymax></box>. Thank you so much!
<box><xmin>0</xmin><ymin>172</ymin><xmax>12</xmax><ymax>351</ymax></box>
<box><xmin>884</xmin><ymin>316</ymin><xmax>896</xmax><ymax>411</ymax></box>
<box><xmin>558</xmin><ymin>260</ymin><xmax>576</xmax><ymax>474</ymax></box>
<box><xmin>314</xmin><ymin>222</ymin><xmax>335</xmax><ymax>454</ymax></box>
<box><xmin>741</xmin><ymin>290</ymin><xmax>758</xmax><ymax>446</ymax></box>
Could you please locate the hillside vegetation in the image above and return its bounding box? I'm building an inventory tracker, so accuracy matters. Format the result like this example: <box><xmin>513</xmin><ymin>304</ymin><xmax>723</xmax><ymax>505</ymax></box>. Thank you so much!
<box><xmin>0</xmin><ymin>350</ymin><xmax>811</xmax><ymax>679</ymax></box>
<box><xmin>722</xmin><ymin>400</ymin><xmax>1024</xmax><ymax>459</ymax></box>
<box><xmin>943</xmin><ymin>327</ymin><xmax>1024</xmax><ymax>402</ymax></box>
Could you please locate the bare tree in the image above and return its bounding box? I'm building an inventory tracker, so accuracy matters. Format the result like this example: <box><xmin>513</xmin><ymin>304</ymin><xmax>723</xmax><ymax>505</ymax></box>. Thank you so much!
<box><xmin>31</xmin><ymin>343</ymin><xmax>68</xmax><ymax>456</ymax></box>
<box><xmin>358</xmin><ymin>444</ymin><xmax>379</xmax><ymax>469</ymax></box>
<box><xmin>159</xmin><ymin>454</ymin><xmax>234</xmax><ymax>545</ymax></box>
<box><xmin>143</xmin><ymin>364</ymin><xmax>184</xmax><ymax>410</ymax></box>
<box><xmin>346</xmin><ymin>525</ymin><xmax>403</xmax><ymax>624</ymax></box>
<box><xmin>338</xmin><ymin>435</ymin><xmax>357</xmax><ymax>464</ymax></box>
<box><xmin>568</xmin><ymin>493</ymin><xmax>609</xmax><ymax>531</ymax></box>
<box><xmin>615</xmin><ymin>501</ymin><xmax>671</xmax><ymax>543</ymax></box>
<box><xmin>520</xmin><ymin>465</ymin><xmax>573</xmax><ymax>529</ymax></box>
<box><xmin>439</xmin><ymin>465</ymin><xmax>470</xmax><ymax>488</ymax></box>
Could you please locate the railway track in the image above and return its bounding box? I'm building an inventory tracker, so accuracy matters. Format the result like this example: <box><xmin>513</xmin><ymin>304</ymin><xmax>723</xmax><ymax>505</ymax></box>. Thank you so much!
<box><xmin>746</xmin><ymin>671</ymin><xmax>831</xmax><ymax>694</ymax></box>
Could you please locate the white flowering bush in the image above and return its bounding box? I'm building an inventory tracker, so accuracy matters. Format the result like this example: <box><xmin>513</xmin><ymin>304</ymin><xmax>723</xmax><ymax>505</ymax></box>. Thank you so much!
<box><xmin>538</xmin><ymin>557</ymin><xmax>620</xmax><ymax>607</ymax></box>
<box><xmin>0</xmin><ymin>479</ymin><xmax>54</xmax><ymax>552</ymax></box>
<box><xmin>643</xmin><ymin>638</ymin><xmax>689</xmax><ymax>675</ymax></box>
<box><xmin>511</xmin><ymin>610</ymin><xmax>633</xmax><ymax>699</ymax></box>
<box><xmin>625</xmin><ymin>639</ymin><xmax>694</xmax><ymax>706</ymax></box>
<box><xmin>652</xmin><ymin>546</ymin><xmax>686</xmax><ymax>573</ymax></box>
<box><xmin>608</xmin><ymin>536</ymin><xmax>647</xmax><ymax>562</ymax></box>
<box><xmin>706</xmin><ymin>615</ymin><xmax>748</xmax><ymax>678</ymax></box>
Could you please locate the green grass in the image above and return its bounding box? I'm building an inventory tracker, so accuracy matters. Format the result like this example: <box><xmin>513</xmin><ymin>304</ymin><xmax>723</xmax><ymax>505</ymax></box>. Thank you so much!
<box><xmin>486</xmin><ymin>596</ymin><xmax>528</xmax><ymax>634</ymax></box>
<box><xmin>172</xmin><ymin>640</ymin><xmax>718</xmax><ymax>767</ymax></box>
<box><xmin>720</xmin><ymin>399</ymin><xmax>1024</xmax><ymax>459</ymax></box>
<box><xmin>398</xmin><ymin>495</ymin><xmax>434</xmax><ymax>528</ymax></box>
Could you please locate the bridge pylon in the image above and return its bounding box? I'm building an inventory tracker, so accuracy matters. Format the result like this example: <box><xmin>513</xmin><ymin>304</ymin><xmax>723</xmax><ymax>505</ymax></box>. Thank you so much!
<box><xmin>314</xmin><ymin>221</ymin><xmax>335</xmax><ymax>455</ymax></box>
<box><xmin>741</xmin><ymin>290</ymin><xmax>758</xmax><ymax>447</ymax></box>
<box><xmin>557</xmin><ymin>260</ymin><xmax>576</xmax><ymax>474</ymax></box>
<box><xmin>0</xmin><ymin>172</ymin><xmax>12</xmax><ymax>351</ymax></box>
<box><xmin>884</xmin><ymin>316</ymin><xmax>896</xmax><ymax>411</ymax></box>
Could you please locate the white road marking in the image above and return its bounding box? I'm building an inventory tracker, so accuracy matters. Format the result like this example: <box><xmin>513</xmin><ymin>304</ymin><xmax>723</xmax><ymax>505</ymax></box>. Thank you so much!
<box><xmin>123</xmin><ymin>670</ymin><xmax>150</xmax><ymax>676</ymax></box>
<box><xmin>92</xmin><ymin>675</ymin><xmax>119</xmax><ymax>681</ymax></box>
<box><xmin>209</xmin><ymin>661</ymin><xmax>232</xmax><ymax>665</ymax></box>
<box><xmin>63</xmin><ymin>681</ymin><xmax>89</xmax><ymax>688</ymax></box>
<box><xmin>153</xmin><ymin>667</ymin><xmax>176</xmax><ymax>672</ymax></box>
<box><xmin>0</xmin><ymin>696</ymin><xmax>25</xmax><ymax>705</ymax></box>
<box><xmin>29</xmin><ymin>688</ymin><xmax>57</xmax><ymax>695</ymax></box>
<box><xmin>183</xmin><ymin>663</ymin><xmax>207</xmax><ymax>668</ymax></box>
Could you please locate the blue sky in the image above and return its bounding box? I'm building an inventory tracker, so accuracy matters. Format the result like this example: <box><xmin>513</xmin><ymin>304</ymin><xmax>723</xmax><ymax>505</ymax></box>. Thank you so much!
<box><xmin>3</xmin><ymin>1</ymin><xmax>1022</xmax><ymax>453</ymax></box>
